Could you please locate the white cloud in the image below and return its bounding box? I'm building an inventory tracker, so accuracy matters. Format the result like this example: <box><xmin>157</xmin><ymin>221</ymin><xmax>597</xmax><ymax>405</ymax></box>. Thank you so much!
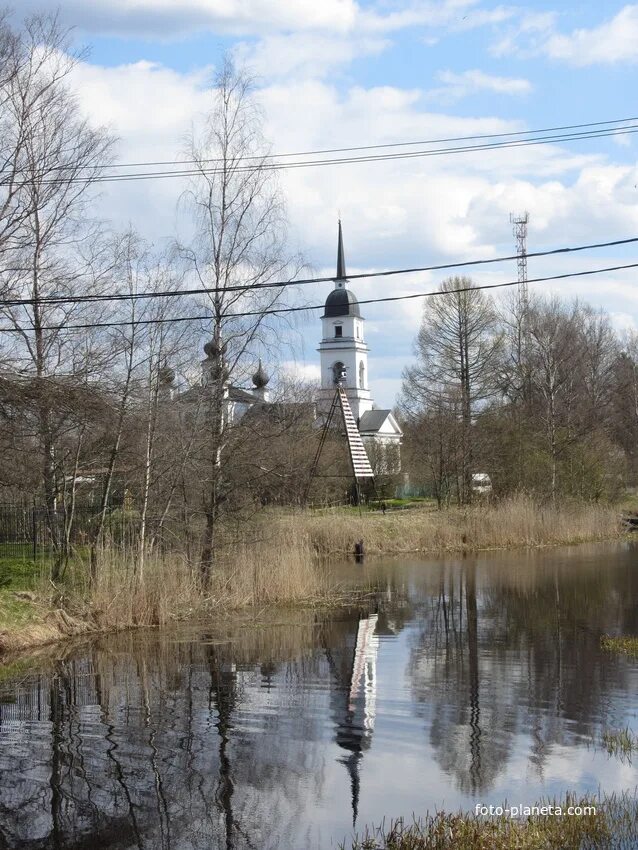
<box><xmin>14</xmin><ymin>0</ymin><xmax>508</xmax><ymax>40</ymax></box>
<box><xmin>426</xmin><ymin>69</ymin><xmax>532</xmax><ymax>102</ymax></box>
<box><xmin>280</xmin><ymin>361</ymin><xmax>321</xmax><ymax>383</ymax></box>
<box><xmin>610</xmin><ymin>311</ymin><xmax>637</xmax><ymax>332</ymax></box>
<box><xmin>545</xmin><ymin>4</ymin><xmax>638</xmax><ymax>65</ymax></box>
<box><xmin>361</xmin><ymin>1</ymin><xmax>514</xmax><ymax>35</ymax></box>
<box><xmin>65</xmin><ymin>56</ymin><xmax>638</xmax><ymax>407</ymax></box>
<box><xmin>492</xmin><ymin>4</ymin><xmax>638</xmax><ymax>66</ymax></box>
<box><xmin>490</xmin><ymin>11</ymin><xmax>557</xmax><ymax>57</ymax></box>
<box><xmin>15</xmin><ymin>0</ymin><xmax>359</xmax><ymax>37</ymax></box>
<box><xmin>70</xmin><ymin>59</ymin><xmax>212</xmax><ymax>242</ymax></box>
<box><xmin>233</xmin><ymin>32</ymin><xmax>389</xmax><ymax>80</ymax></box>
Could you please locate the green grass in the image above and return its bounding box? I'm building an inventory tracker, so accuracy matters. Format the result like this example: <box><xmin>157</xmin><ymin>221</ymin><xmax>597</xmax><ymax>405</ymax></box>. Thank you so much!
<box><xmin>311</xmin><ymin>497</ymin><xmax>436</xmax><ymax>515</ymax></box>
<box><xmin>341</xmin><ymin>792</ymin><xmax>638</xmax><ymax>850</ymax></box>
<box><xmin>619</xmin><ymin>491</ymin><xmax>638</xmax><ymax>512</ymax></box>
<box><xmin>0</xmin><ymin>557</ymin><xmax>44</xmax><ymax>590</ymax></box>
<box><xmin>0</xmin><ymin>557</ymin><xmax>49</xmax><ymax>647</ymax></box>
<box><xmin>602</xmin><ymin>727</ymin><xmax>638</xmax><ymax>760</ymax></box>
<box><xmin>601</xmin><ymin>634</ymin><xmax>638</xmax><ymax>658</ymax></box>
<box><xmin>0</xmin><ymin>592</ymin><xmax>37</xmax><ymax>628</ymax></box>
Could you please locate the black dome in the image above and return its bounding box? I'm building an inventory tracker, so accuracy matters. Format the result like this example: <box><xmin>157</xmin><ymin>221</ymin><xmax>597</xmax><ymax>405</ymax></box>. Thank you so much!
<box><xmin>252</xmin><ymin>359</ymin><xmax>270</xmax><ymax>388</ymax></box>
<box><xmin>323</xmin><ymin>287</ymin><xmax>361</xmax><ymax>318</ymax></box>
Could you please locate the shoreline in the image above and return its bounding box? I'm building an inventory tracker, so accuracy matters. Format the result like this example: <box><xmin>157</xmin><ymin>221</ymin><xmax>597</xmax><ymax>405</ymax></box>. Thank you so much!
<box><xmin>0</xmin><ymin>528</ymin><xmax>629</xmax><ymax>666</ymax></box>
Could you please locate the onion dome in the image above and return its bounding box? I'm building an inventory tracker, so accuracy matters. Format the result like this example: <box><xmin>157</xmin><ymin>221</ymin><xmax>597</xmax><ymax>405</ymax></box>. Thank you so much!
<box><xmin>158</xmin><ymin>364</ymin><xmax>175</xmax><ymax>386</ymax></box>
<box><xmin>323</xmin><ymin>288</ymin><xmax>361</xmax><ymax>318</ymax></box>
<box><xmin>252</xmin><ymin>359</ymin><xmax>270</xmax><ymax>389</ymax></box>
<box><xmin>203</xmin><ymin>337</ymin><xmax>226</xmax><ymax>359</ymax></box>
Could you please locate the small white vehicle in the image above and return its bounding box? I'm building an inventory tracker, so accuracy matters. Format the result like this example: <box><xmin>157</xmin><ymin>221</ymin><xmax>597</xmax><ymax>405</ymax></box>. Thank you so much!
<box><xmin>472</xmin><ymin>473</ymin><xmax>492</xmax><ymax>495</ymax></box>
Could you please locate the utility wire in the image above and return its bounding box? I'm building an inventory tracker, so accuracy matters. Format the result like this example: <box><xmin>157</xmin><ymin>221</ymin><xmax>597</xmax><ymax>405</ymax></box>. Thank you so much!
<box><xmin>26</xmin><ymin>115</ymin><xmax>638</xmax><ymax>173</ymax></box>
<box><xmin>1</xmin><ymin>235</ymin><xmax>636</xmax><ymax>308</ymax></box>
<box><xmin>4</xmin><ymin>124</ymin><xmax>637</xmax><ymax>187</ymax></box>
<box><xmin>1</xmin><ymin>261</ymin><xmax>636</xmax><ymax>333</ymax></box>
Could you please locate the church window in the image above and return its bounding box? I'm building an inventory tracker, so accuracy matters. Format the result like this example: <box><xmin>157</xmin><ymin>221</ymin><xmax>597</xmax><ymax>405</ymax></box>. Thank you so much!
<box><xmin>335</xmin><ymin>325</ymin><xmax>343</xmax><ymax>338</ymax></box>
<box><xmin>359</xmin><ymin>361</ymin><xmax>365</xmax><ymax>388</ymax></box>
<box><xmin>332</xmin><ymin>361</ymin><xmax>346</xmax><ymax>385</ymax></box>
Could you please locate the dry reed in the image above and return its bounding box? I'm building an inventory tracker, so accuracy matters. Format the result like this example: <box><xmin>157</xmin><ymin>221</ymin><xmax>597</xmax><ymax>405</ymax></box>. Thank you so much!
<box><xmin>286</xmin><ymin>495</ymin><xmax>623</xmax><ymax>556</ymax></box>
<box><xmin>64</xmin><ymin>523</ymin><xmax>334</xmax><ymax>631</ymax></box>
<box><xmin>0</xmin><ymin>496</ymin><xmax>625</xmax><ymax>656</ymax></box>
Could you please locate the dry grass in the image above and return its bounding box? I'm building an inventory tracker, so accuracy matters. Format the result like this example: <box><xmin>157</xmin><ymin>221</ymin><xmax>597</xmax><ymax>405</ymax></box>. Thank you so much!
<box><xmin>602</xmin><ymin>727</ymin><xmax>638</xmax><ymax>760</ymax></box>
<box><xmin>601</xmin><ymin>634</ymin><xmax>638</xmax><ymax>658</ymax></box>
<box><xmin>287</xmin><ymin>495</ymin><xmax>623</xmax><ymax>556</ymax></box>
<box><xmin>60</xmin><ymin>524</ymin><xmax>336</xmax><ymax>631</ymax></box>
<box><xmin>0</xmin><ymin>496</ymin><xmax>625</xmax><ymax>657</ymax></box>
<box><xmin>342</xmin><ymin>792</ymin><xmax>638</xmax><ymax>850</ymax></box>
<box><xmin>0</xmin><ymin>527</ymin><xmax>346</xmax><ymax>656</ymax></box>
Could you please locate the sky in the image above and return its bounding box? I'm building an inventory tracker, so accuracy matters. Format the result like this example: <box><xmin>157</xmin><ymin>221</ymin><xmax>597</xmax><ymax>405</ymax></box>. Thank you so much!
<box><xmin>15</xmin><ymin>0</ymin><xmax>638</xmax><ymax>406</ymax></box>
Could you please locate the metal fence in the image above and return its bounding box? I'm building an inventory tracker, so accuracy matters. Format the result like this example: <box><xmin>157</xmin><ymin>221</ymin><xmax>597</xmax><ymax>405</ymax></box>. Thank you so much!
<box><xmin>0</xmin><ymin>504</ymin><xmax>182</xmax><ymax>562</ymax></box>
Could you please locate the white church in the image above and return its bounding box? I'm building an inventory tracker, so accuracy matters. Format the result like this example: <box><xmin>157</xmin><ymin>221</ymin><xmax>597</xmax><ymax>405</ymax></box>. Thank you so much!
<box><xmin>187</xmin><ymin>222</ymin><xmax>402</xmax><ymax>470</ymax></box>
<box><xmin>317</xmin><ymin>222</ymin><xmax>402</xmax><ymax>457</ymax></box>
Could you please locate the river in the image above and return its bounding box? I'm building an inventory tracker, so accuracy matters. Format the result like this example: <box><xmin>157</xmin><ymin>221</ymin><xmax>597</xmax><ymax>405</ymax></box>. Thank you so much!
<box><xmin>0</xmin><ymin>542</ymin><xmax>637</xmax><ymax>848</ymax></box>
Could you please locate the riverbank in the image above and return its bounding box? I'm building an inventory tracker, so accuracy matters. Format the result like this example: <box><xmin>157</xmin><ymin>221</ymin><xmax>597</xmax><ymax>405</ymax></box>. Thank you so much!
<box><xmin>342</xmin><ymin>791</ymin><xmax>638</xmax><ymax>850</ymax></box>
<box><xmin>0</xmin><ymin>496</ymin><xmax>627</xmax><ymax>659</ymax></box>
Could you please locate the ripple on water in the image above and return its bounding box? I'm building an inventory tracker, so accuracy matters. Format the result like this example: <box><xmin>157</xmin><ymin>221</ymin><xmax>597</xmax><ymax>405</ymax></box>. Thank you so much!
<box><xmin>0</xmin><ymin>546</ymin><xmax>637</xmax><ymax>849</ymax></box>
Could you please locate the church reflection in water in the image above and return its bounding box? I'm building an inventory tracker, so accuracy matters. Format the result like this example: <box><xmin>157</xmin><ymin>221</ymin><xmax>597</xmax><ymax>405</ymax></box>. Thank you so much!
<box><xmin>327</xmin><ymin>612</ymin><xmax>379</xmax><ymax>826</ymax></box>
<box><xmin>1</xmin><ymin>546</ymin><xmax>637</xmax><ymax>849</ymax></box>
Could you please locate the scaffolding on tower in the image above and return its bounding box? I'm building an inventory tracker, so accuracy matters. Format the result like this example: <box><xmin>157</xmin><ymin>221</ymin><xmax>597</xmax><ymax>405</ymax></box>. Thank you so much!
<box><xmin>305</xmin><ymin>376</ymin><xmax>374</xmax><ymax>505</ymax></box>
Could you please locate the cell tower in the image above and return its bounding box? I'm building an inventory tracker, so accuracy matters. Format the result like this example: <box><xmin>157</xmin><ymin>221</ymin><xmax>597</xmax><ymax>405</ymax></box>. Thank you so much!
<box><xmin>510</xmin><ymin>211</ymin><xmax>529</xmax><ymax>312</ymax></box>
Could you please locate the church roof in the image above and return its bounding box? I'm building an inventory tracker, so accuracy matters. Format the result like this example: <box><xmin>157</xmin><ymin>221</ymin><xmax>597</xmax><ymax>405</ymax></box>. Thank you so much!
<box><xmin>228</xmin><ymin>386</ymin><xmax>260</xmax><ymax>403</ymax></box>
<box><xmin>358</xmin><ymin>409</ymin><xmax>403</xmax><ymax>435</ymax></box>
<box><xmin>323</xmin><ymin>221</ymin><xmax>361</xmax><ymax>318</ymax></box>
<box><xmin>323</xmin><ymin>288</ymin><xmax>361</xmax><ymax>318</ymax></box>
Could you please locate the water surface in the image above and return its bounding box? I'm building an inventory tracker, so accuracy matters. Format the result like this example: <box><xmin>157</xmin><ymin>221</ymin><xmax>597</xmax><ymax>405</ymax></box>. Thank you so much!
<box><xmin>1</xmin><ymin>542</ymin><xmax>637</xmax><ymax>848</ymax></box>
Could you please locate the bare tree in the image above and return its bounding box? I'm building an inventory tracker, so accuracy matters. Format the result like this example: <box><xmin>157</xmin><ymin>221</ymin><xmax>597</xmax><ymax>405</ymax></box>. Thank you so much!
<box><xmin>402</xmin><ymin>276</ymin><xmax>502</xmax><ymax>503</ymax></box>
<box><xmin>177</xmin><ymin>57</ymin><xmax>301</xmax><ymax>584</ymax></box>
<box><xmin>0</xmin><ymin>13</ymin><xmax>115</xmax><ymax>561</ymax></box>
<box><xmin>528</xmin><ymin>299</ymin><xmax>582</xmax><ymax>502</ymax></box>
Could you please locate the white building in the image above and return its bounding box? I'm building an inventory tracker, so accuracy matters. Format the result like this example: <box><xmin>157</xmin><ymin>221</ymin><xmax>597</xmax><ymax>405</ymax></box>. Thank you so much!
<box><xmin>183</xmin><ymin>223</ymin><xmax>402</xmax><ymax>472</ymax></box>
<box><xmin>318</xmin><ymin>222</ymin><xmax>402</xmax><ymax>465</ymax></box>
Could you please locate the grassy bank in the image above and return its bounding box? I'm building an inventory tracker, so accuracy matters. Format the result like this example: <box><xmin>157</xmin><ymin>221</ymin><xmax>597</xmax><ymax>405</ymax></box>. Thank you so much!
<box><xmin>295</xmin><ymin>495</ymin><xmax>624</xmax><ymax>555</ymax></box>
<box><xmin>342</xmin><ymin>792</ymin><xmax>638</xmax><ymax>850</ymax></box>
<box><xmin>0</xmin><ymin>496</ymin><xmax>626</xmax><ymax>658</ymax></box>
<box><xmin>0</xmin><ymin>526</ymin><xmax>334</xmax><ymax>655</ymax></box>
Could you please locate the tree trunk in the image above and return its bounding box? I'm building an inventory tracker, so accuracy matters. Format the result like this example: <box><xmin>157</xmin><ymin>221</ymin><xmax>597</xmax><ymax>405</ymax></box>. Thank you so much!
<box><xmin>137</xmin><ymin>359</ymin><xmax>161</xmax><ymax>585</ymax></box>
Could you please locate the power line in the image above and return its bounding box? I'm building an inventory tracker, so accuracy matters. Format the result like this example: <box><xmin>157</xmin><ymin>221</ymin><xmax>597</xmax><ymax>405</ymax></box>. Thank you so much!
<box><xmin>27</xmin><ymin>115</ymin><xmax>638</xmax><ymax>173</ymax></box>
<box><xmin>1</xmin><ymin>261</ymin><xmax>636</xmax><ymax>334</ymax></box>
<box><xmin>1</xmin><ymin>235</ymin><xmax>636</xmax><ymax>308</ymax></box>
<box><xmin>4</xmin><ymin>123</ymin><xmax>637</xmax><ymax>188</ymax></box>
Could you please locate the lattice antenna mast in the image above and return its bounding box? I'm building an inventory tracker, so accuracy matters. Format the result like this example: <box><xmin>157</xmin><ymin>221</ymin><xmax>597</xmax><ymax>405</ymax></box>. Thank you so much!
<box><xmin>510</xmin><ymin>211</ymin><xmax>529</xmax><ymax>312</ymax></box>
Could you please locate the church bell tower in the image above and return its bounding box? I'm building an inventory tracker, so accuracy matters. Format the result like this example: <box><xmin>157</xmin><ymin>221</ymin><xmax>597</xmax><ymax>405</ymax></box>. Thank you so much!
<box><xmin>318</xmin><ymin>222</ymin><xmax>374</xmax><ymax>421</ymax></box>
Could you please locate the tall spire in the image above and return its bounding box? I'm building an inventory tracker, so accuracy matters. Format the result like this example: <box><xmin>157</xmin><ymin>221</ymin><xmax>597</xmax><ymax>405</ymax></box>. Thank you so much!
<box><xmin>336</xmin><ymin>219</ymin><xmax>346</xmax><ymax>283</ymax></box>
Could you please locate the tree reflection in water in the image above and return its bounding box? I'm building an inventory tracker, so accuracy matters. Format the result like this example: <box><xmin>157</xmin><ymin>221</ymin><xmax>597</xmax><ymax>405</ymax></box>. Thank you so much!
<box><xmin>0</xmin><ymin>544</ymin><xmax>637</xmax><ymax>849</ymax></box>
<box><xmin>407</xmin><ymin>547</ymin><xmax>638</xmax><ymax>795</ymax></box>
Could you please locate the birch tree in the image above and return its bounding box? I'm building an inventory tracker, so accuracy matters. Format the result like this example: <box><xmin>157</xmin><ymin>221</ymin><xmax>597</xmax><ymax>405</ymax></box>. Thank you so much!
<box><xmin>177</xmin><ymin>58</ymin><xmax>301</xmax><ymax>584</ymax></box>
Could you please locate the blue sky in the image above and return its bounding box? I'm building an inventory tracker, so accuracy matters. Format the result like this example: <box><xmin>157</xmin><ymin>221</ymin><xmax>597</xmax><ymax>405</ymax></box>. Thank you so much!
<box><xmin>16</xmin><ymin>0</ymin><xmax>638</xmax><ymax>405</ymax></box>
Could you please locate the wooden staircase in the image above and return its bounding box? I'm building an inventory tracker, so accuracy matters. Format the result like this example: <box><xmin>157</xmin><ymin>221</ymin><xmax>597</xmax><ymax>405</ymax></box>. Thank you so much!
<box><xmin>337</xmin><ymin>387</ymin><xmax>374</xmax><ymax>479</ymax></box>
